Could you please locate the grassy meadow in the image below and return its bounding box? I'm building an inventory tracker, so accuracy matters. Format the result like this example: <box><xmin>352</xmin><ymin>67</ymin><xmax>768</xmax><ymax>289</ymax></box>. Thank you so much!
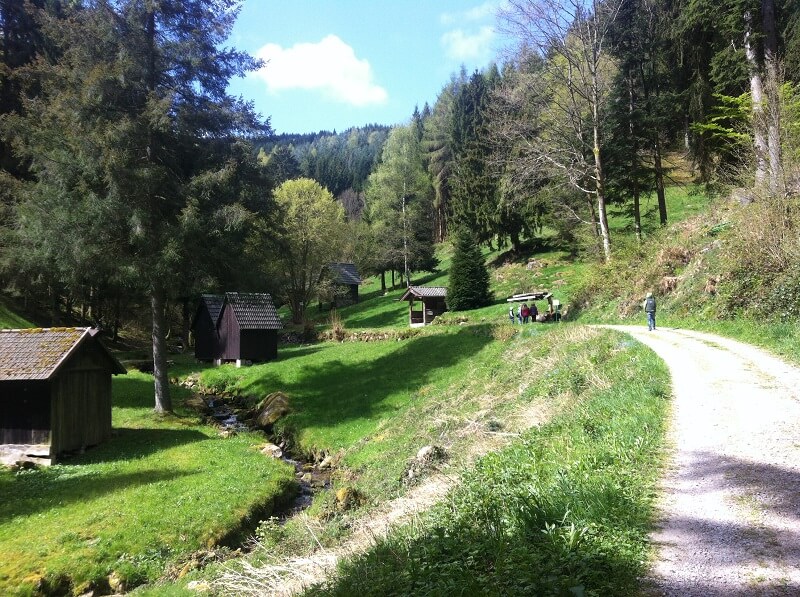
<box><xmin>0</xmin><ymin>373</ymin><xmax>296</xmax><ymax>595</ymax></box>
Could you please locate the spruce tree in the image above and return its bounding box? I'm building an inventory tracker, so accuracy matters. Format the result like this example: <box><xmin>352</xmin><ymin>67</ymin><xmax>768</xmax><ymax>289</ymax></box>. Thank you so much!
<box><xmin>446</xmin><ymin>228</ymin><xmax>491</xmax><ymax>311</ymax></box>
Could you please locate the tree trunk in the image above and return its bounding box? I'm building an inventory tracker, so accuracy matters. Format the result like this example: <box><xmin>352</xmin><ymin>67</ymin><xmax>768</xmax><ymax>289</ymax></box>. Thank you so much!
<box><xmin>745</xmin><ymin>10</ymin><xmax>769</xmax><ymax>188</ymax></box>
<box><xmin>181</xmin><ymin>297</ymin><xmax>191</xmax><ymax>351</ymax></box>
<box><xmin>151</xmin><ymin>285</ymin><xmax>172</xmax><ymax>413</ymax></box>
<box><xmin>654</xmin><ymin>134</ymin><xmax>667</xmax><ymax>225</ymax></box>
<box><xmin>380</xmin><ymin>271</ymin><xmax>386</xmax><ymax>293</ymax></box>
<box><xmin>762</xmin><ymin>0</ymin><xmax>783</xmax><ymax>194</ymax></box>
<box><xmin>591</xmin><ymin>72</ymin><xmax>611</xmax><ymax>262</ymax></box>
<box><xmin>628</xmin><ymin>73</ymin><xmax>642</xmax><ymax>242</ymax></box>
<box><xmin>391</xmin><ymin>270</ymin><xmax>395</xmax><ymax>288</ymax></box>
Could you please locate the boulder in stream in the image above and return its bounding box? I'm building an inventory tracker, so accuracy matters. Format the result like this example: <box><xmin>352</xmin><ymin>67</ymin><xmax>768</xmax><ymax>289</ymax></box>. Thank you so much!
<box><xmin>252</xmin><ymin>392</ymin><xmax>291</xmax><ymax>428</ymax></box>
<box><xmin>261</xmin><ymin>443</ymin><xmax>283</xmax><ymax>458</ymax></box>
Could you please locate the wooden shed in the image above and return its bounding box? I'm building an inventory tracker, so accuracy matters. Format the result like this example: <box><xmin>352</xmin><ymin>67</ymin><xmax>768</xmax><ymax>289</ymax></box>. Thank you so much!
<box><xmin>216</xmin><ymin>292</ymin><xmax>282</xmax><ymax>366</ymax></box>
<box><xmin>191</xmin><ymin>294</ymin><xmax>224</xmax><ymax>361</ymax></box>
<box><xmin>323</xmin><ymin>262</ymin><xmax>362</xmax><ymax>306</ymax></box>
<box><xmin>0</xmin><ymin>327</ymin><xmax>126</xmax><ymax>466</ymax></box>
<box><xmin>400</xmin><ymin>286</ymin><xmax>448</xmax><ymax>327</ymax></box>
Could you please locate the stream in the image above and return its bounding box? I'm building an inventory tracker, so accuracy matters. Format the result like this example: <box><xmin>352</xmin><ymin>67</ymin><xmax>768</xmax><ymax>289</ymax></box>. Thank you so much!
<box><xmin>205</xmin><ymin>396</ymin><xmax>331</xmax><ymax>518</ymax></box>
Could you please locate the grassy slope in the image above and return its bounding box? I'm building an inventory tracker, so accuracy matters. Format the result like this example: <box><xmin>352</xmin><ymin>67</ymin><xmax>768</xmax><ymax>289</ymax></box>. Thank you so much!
<box><xmin>0</xmin><ymin>373</ymin><xmax>296</xmax><ymax>595</ymax></box>
<box><xmin>0</xmin><ymin>298</ymin><xmax>34</xmax><ymax>329</ymax></box>
<box><xmin>306</xmin><ymin>329</ymin><xmax>670</xmax><ymax>596</ymax></box>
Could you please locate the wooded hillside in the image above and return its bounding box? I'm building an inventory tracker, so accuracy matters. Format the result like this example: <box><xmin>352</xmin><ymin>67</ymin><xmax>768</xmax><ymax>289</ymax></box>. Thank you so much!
<box><xmin>2</xmin><ymin>0</ymin><xmax>800</xmax><ymax>409</ymax></box>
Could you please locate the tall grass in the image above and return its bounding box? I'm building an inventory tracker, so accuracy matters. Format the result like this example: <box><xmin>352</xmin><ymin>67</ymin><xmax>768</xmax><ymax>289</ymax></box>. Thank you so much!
<box><xmin>301</xmin><ymin>329</ymin><xmax>670</xmax><ymax>596</ymax></box>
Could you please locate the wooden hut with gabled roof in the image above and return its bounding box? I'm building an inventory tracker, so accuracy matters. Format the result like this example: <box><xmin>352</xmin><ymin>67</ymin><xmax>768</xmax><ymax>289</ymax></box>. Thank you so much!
<box><xmin>0</xmin><ymin>327</ymin><xmax>126</xmax><ymax>465</ymax></box>
<box><xmin>216</xmin><ymin>292</ymin><xmax>282</xmax><ymax>366</ymax></box>
<box><xmin>399</xmin><ymin>286</ymin><xmax>448</xmax><ymax>327</ymax></box>
<box><xmin>323</xmin><ymin>262</ymin><xmax>362</xmax><ymax>306</ymax></box>
<box><xmin>191</xmin><ymin>294</ymin><xmax>224</xmax><ymax>362</ymax></box>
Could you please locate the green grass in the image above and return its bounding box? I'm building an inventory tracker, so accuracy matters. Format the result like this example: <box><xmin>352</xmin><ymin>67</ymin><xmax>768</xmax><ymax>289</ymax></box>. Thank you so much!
<box><xmin>0</xmin><ymin>372</ymin><xmax>295</xmax><ymax>595</ymax></box>
<box><xmin>302</xmin><ymin>328</ymin><xmax>670</xmax><ymax>596</ymax></box>
<box><xmin>0</xmin><ymin>298</ymin><xmax>34</xmax><ymax>329</ymax></box>
<box><xmin>607</xmin><ymin>184</ymin><xmax>712</xmax><ymax>236</ymax></box>
<box><xmin>195</xmin><ymin>327</ymin><xmax>504</xmax><ymax>490</ymax></box>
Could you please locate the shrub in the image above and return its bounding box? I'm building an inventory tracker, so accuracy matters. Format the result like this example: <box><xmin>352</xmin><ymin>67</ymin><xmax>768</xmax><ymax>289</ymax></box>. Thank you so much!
<box><xmin>329</xmin><ymin>310</ymin><xmax>346</xmax><ymax>342</ymax></box>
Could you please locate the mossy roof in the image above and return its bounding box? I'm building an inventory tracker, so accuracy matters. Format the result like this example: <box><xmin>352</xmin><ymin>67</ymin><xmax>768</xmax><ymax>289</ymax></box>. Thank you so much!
<box><xmin>0</xmin><ymin>327</ymin><xmax>126</xmax><ymax>381</ymax></box>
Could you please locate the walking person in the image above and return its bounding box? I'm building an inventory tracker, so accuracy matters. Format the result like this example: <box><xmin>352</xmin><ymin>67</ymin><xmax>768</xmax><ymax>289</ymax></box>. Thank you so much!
<box><xmin>509</xmin><ymin>304</ymin><xmax>515</xmax><ymax>324</ymax></box>
<box><xmin>643</xmin><ymin>292</ymin><xmax>657</xmax><ymax>331</ymax></box>
<box><xmin>521</xmin><ymin>303</ymin><xmax>530</xmax><ymax>323</ymax></box>
<box><xmin>517</xmin><ymin>304</ymin><xmax>523</xmax><ymax>324</ymax></box>
<box><xmin>530</xmin><ymin>302</ymin><xmax>539</xmax><ymax>323</ymax></box>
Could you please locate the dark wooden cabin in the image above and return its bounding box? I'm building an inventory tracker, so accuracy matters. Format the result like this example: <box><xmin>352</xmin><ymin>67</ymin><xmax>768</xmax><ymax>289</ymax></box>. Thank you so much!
<box><xmin>323</xmin><ymin>262</ymin><xmax>362</xmax><ymax>306</ymax></box>
<box><xmin>0</xmin><ymin>327</ymin><xmax>126</xmax><ymax>465</ymax></box>
<box><xmin>216</xmin><ymin>292</ymin><xmax>282</xmax><ymax>365</ymax></box>
<box><xmin>191</xmin><ymin>294</ymin><xmax>224</xmax><ymax>361</ymax></box>
<box><xmin>399</xmin><ymin>286</ymin><xmax>448</xmax><ymax>326</ymax></box>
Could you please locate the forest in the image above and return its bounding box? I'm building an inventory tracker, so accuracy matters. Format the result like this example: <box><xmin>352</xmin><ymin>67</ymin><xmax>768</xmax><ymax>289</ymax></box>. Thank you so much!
<box><xmin>2</xmin><ymin>0</ymin><xmax>800</xmax><ymax>412</ymax></box>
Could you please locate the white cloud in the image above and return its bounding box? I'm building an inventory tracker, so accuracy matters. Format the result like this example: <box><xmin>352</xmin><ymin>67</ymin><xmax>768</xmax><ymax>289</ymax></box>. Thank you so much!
<box><xmin>441</xmin><ymin>26</ymin><xmax>496</xmax><ymax>62</ymax></box>
<box><xmin>252</xmin><ymin>35</ymin><xmax>388</xmax><ymax>107</ymax></box>
<box><xmin>440</xmin><ymin>1</ymin><xmax>501</xmax><ymax>26</ymax></box>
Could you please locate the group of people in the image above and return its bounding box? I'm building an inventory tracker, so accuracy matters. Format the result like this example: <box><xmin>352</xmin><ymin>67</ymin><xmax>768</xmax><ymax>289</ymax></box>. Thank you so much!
<box><xmin>509</xmin><ymin>302</ymin><xmax>539</xmax><ymax>324</ymax></box>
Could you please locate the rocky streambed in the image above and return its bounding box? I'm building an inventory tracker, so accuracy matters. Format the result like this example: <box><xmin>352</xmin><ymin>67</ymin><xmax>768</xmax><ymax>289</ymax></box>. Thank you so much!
<box><xmin>201</xmin><ymin>394</ymin><xmax>332</xmax><ymax>519</ymax></box>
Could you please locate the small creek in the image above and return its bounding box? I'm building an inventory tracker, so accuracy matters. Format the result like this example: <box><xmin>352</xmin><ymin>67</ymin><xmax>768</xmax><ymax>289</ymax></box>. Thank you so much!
<box><xmin>204</xmin><ymin>396</ymin><xmax>331</xmax><ymax>519</ymax></box>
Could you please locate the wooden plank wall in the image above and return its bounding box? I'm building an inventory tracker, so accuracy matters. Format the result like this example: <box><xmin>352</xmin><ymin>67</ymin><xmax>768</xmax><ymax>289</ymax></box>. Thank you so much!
<box><xmin>50</xmin><ymin>343</ymin><xmax>112</xmax><ymax>455</ymax></box>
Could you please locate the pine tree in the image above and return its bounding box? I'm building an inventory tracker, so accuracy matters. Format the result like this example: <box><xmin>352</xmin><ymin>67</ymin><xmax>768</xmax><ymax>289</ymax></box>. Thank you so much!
<box><xmin>446</xmin><ymin>228</ymin><xmax>491</xmax><ymax>311</ymax></box>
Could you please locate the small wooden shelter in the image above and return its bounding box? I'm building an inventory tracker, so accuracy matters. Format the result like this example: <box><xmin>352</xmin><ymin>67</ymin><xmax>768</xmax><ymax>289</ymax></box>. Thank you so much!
<box><xmin>323</xmin><ymin>262</ymin><xmax>362</xmax><ymax>306</ymax></box>
<box><xmin>0</xmin><ymin>327</ymin><xmax>126</xmax><ymax>465</ymax></box>
<box><xmin>191</xmin><ymin>294</ymin><xmax>224</xmax><ymax>361</ymax></box>
<box><xmin>216</xmin><ymin>292</ymin><xmax>282</xmax><ymax>366</ymax></box>
<box><xmin>400</xmin><ymin>286</ymin><xmax>448</xmax><ymax>327</ymax></box>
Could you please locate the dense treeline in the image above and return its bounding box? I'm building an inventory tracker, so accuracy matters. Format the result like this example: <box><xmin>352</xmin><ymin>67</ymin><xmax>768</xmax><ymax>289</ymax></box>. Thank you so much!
<box><xmin>2</xmin><ymin>0</ymin><xmax>800</xmax><ymax>408</ymax></box>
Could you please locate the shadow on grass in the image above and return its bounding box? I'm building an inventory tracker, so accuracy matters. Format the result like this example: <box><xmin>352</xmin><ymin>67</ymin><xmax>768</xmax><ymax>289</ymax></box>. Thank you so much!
<box><xmin>240</xmin><ymin>326</ymin><xmax>495</xmax><ymax>432</ymax></box>
<box><xmin>70</xmin><ymin>427</ymin><xmax>209</xmax><ymax>464</ymax></box>
<box><xmin>278</xmin><ymin>345</ymin><xmax>325</xmax><ymax>359</ymax></box>
<box><xmin>112</xmin><ymin>375</ymin><xmax>193</xmax><ymax>410</ymax></box>
<box><xmin>0</xmin><ymin>467</ymin><xmax>197</xmax><ymax>523</ymax></box>
<box><xmin>342</xmin><ymin>304</ymin><xmax>407</xmax><ymax>329</ymax></box>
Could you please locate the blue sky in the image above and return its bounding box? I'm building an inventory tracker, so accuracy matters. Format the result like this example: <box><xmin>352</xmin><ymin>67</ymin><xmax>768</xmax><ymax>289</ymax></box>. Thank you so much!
<box><xmin>228</xmin><ymin>1</ymin><xmax>507</xmax><ymax>134</ymax></box>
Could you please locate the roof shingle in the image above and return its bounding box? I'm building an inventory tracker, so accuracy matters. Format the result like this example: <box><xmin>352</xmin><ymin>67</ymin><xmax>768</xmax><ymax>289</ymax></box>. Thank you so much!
<box><xmin>201</xmin><ymin>294</ymin><xmax>225</xmax><ymax>324</ymax></box>
<box><xmin>327</xmin><ymin>262</ymin><xmax>362</xmax><ymax>285</ymax></box>
<box><xmin>224</xmin><ymin>292</ymin><xmax>282</xmax><ymax>330</ymax></box>
<box><xmin>400</xmin><ymin>286</ymin><xmax>448</xmax><ymax>300</ymax></box>
<box><xmin>0</xmin><ymin>328</ymin><xmax>125</xmax><ymax>381</ymax></box>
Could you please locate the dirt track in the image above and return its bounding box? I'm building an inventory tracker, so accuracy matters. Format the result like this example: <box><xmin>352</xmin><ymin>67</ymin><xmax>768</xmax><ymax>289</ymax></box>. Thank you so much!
<box><xmin>604</xmin><ymin>326</ymin><xmax>800</xmax><ymax>596</ymax></box>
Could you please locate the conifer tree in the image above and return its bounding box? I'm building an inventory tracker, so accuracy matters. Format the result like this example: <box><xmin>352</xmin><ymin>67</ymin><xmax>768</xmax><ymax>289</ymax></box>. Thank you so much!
<box><xmin>446</xmin><ymin>228</ymin><xmax>491</xmax><ymax>311</ymax></box>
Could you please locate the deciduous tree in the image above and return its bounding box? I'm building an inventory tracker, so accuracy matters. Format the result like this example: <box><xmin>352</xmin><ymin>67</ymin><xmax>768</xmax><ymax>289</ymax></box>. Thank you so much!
<box><xmin>271</xmin><ymin>178</ymin><xmax>345</xmax><ymax>323</ymax></box>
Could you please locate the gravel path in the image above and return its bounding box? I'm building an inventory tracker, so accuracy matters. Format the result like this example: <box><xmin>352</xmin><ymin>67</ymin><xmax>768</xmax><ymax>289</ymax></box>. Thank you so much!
<box><xmin>604</xmin><ymin>326</ymin><xmax>800</xmax><ymax>596</ymax></box>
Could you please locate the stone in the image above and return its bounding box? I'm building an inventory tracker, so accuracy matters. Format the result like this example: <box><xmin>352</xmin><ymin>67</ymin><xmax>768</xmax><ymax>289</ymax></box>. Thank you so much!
<box><xmin>184</xmin><ymin>396</ymin><xmax>207</xmax><ymax>411</ymax></box>
<box><xmin>416</xmin><ymin>445</ymin><xmax>435</xmax><ymax>461</ymax></box>
<box><xmin>252</xmin><ymin>392</ymin><xmax>291</xmax><ymax>429</ymax></box>
<box><xmin>107</xmin><ymin>571</ymin><xmax>125</xmax><ymax>593</ymax></box>
<box><xmin>731</xmin><ymin>187</ymin><xmax>755</xmax><ymax>205</ymax></box>
<box><xmin>187</xmin><ymin>580</ymin><xmax>211</xmax><ymax>593</ymax></box>
<box><xmin>261</xmin><ymin>443</ymin><xmax>283</xmax><ymax>458</ymax></box>
<box><xmin>335</xmin><ymin>486</ymin><xmax>363</xmax><ymax>511</ymax></box>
